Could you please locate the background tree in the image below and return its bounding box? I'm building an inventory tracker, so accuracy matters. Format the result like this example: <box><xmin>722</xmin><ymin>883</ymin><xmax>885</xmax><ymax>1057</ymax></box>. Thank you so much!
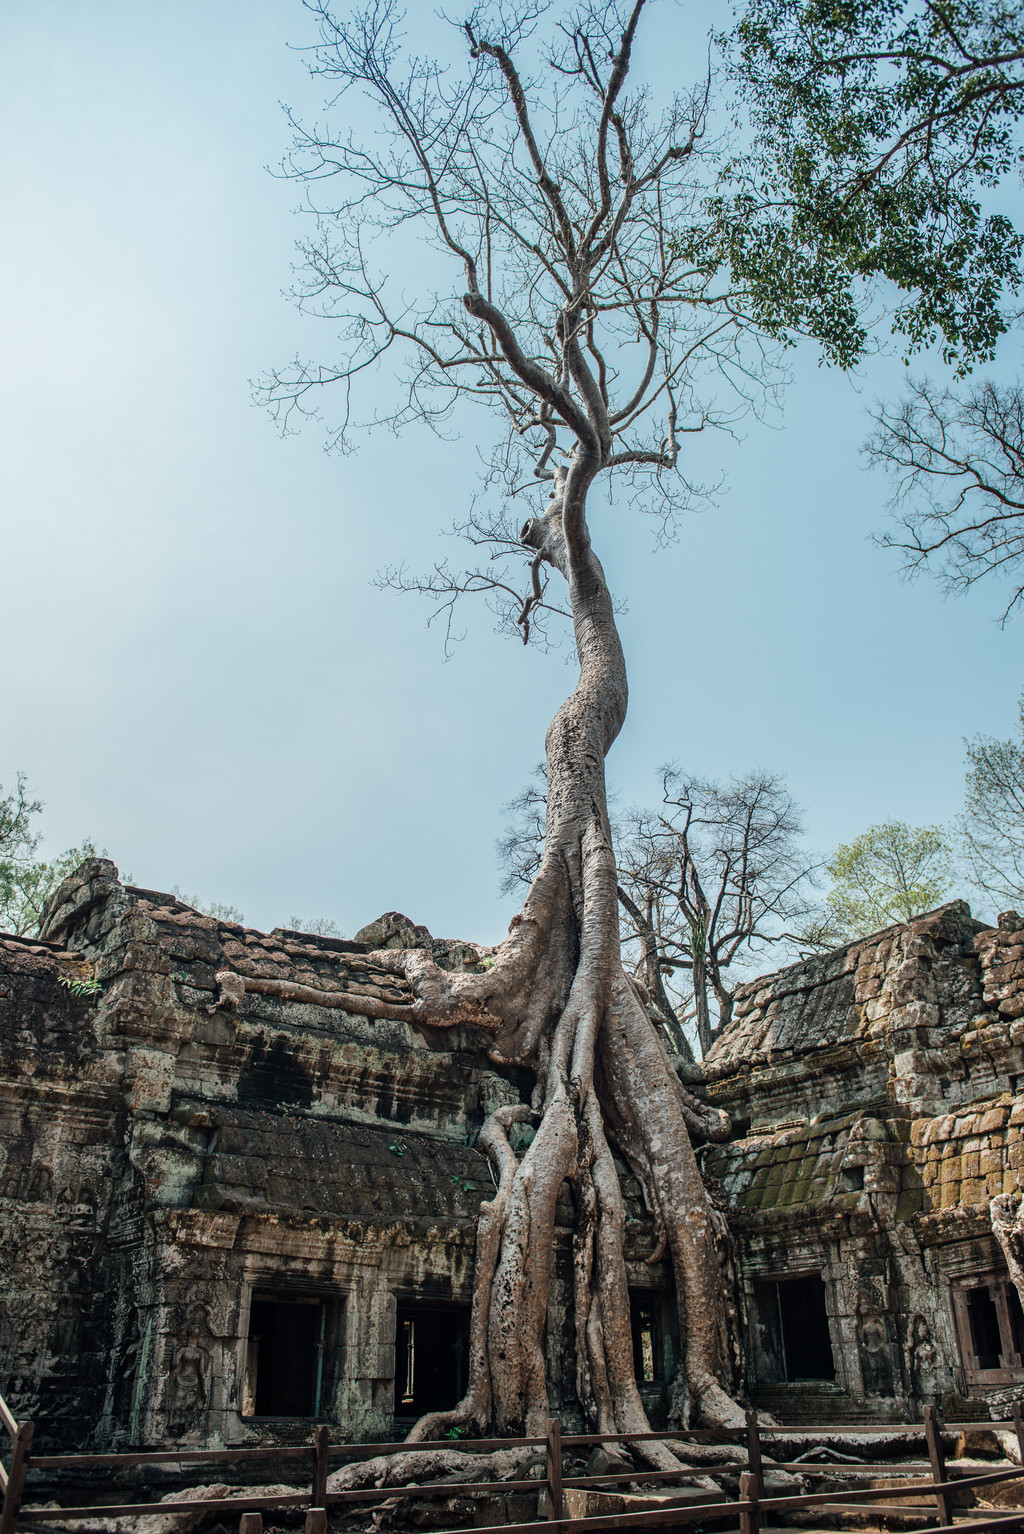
<box><xmin>867</xmin><ymin>379</ymin><xmax>1024</xmax><ymax>624</ymax></box>
<box><xmin>809</xmin><ymin>820</ymin><xmax>954</xmax><ymax>947</ymax></box>
<box><xmin>617</xmin><ymin>769</ymin><xmax>817</xmax><ymax>1056</ymax></box>
<box><xmin>717</xmin><ymin>0</ymin><xmax>1024</xmax><ymax>371</ymax></box>
<box><xmin>0</xmin><ymin>774</ymin><xmax>96</xmax><ymax>937</ymax></box>
<box><xmin>961</xmin><ymin>691</ymin><xmax>1024</xmax><ymax>910</ymax></box>
<box><xmin>260</xmin><ymin>0</ymin><xmax>1017</xmax><ymax>1450</ymax></box>
<box><xmin>721</xmin><ymin>0</ymin><xmax>1024</xmax><ymax>620</ymax></box>
<box><xmin>500</xmin><ymin>766</ymin><xmax>816</xmax><ymax>1059</ymax></box>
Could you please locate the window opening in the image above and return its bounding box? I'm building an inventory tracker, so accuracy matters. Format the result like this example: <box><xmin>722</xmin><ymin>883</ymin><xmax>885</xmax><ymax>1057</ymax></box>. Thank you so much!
<box><xmin>751</xmin><ymin>1275</ymin><xmax>835</xmax><ymax>1383</ymax></box>
<box><xmin>1007</xmin><ymin>1286</ymin><xmax>1024</xmax><ymax>1361</ymax></box>
<box><xmin>951</xmin><ymin>1275</ymin><xmax>1024</xmax><ymax>1387</ymax></box>
<box><xmin>244</xmin><ymin>1295</ymin><xmax>330</xmax><ymax>1418</ymax></box>
<box><xmin>629</xmin><ymin>1294</ymin><xmax>662</xmax><ymax>1383</ymax></box>
<box><xmin>967</xmin><ymin>1287</ymin><xmax>1003</xmax><ymax>1370</ymax></box>
<box><xmin>394</xmin><ymin>1305</ymin><xmax>469</xmax><ymax>1416</ymax></box>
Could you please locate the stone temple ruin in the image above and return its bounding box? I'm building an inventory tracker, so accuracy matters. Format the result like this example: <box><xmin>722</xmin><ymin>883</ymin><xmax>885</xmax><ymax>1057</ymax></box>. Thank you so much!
<box><xmin>3</xmin><ymin>858</ymin><xmax>1024</xmax><ymax>1452</ymax></box>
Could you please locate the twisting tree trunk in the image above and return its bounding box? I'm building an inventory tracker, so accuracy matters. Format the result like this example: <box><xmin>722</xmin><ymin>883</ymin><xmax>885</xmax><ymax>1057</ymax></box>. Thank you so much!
<box><xmin>364</xmin><ymin>470</ymin><xmax>737</xmax><ymax>1450</ymax></box>
<box><xmin>255</xmin><ymin>0</ymin><xmax>770</xmax><ymax>1457</ymax></box>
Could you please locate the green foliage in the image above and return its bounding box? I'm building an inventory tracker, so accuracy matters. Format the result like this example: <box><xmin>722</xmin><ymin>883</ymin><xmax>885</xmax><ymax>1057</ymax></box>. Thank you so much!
<box><xmin>0</xmin><ymin>773</ymin><xmax>98</xmax><ymax>936</ymax></box>
<box><xmin>815</xmin><ymin>820</ymin><xmax>954</xmax><ymax>943</ymax></box>
<box><xmin>960</xmin><ymin>691</ymin><xmax>1024</xmax><ymax>909</ymax></box>
<box><xmin>58</xmin><ymin>973</ymin><xmax>103</xmax><ymax>999</ymax></box>
<box><xmin>707</xmin><ymin>0</ymin><xmax>1024</xmax><ymax>371</ymax></box>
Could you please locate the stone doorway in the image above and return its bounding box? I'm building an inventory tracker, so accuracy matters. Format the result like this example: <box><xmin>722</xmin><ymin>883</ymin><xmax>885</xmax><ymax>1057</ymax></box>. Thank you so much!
<box><xmin>394</xmin><ymin>1304</ymin><xmax>470</xmax><ymax>1418</ymax></box>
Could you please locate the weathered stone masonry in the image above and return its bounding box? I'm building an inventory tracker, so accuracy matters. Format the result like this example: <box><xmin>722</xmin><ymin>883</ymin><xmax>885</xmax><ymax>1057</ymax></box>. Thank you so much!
<box><xmin>705</xmin><ymin>901</ymin><xmax>1024</xmax><ymax>1424</ymax></box>
<box><xmin>0</xmin><ymin>860</ymin><xmax>664</xmax><ymax>1452</ymax></box>
<box><xmin>4</xmin><ymin>862</ymin><xmax>1024</xmax><ymax>1451</ymax></box>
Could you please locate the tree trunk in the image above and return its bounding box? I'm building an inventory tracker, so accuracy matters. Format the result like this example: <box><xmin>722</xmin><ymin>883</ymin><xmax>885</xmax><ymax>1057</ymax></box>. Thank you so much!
<box><xmin>691</xmin><ymin>935</ymin><xmax>713</xmax><ymax>1057</ymax></box>
<box><xmin>362</xmin><ymin>476</ymin><xmax>740</xmax><ymax>1451</ymax></box>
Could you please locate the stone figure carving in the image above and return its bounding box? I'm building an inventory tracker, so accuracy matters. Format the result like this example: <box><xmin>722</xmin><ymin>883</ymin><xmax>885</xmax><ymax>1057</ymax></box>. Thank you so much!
<box><xmin>18</xmin><ymin>1164</ymin><xmax>53</xmax><ymax>1202</ymax></box>
<box><xmin>166</xmin><ymin>1304</ymin><xmax>212</xmax><ymax>1438</ymax></box>
<box><xmin>857</xmin><ymin>1291</ymin><xmax>894</xmax><ymax>1396</ymax></box>
<box><xmin>909</xmin><ymin>1314</ymin><xmax>942</xmax><ymax>1402</ymax></box>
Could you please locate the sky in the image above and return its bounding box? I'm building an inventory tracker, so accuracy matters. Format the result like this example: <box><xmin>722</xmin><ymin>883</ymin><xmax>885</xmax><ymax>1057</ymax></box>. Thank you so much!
<box><xmin>1</xmin><ymin>0</ymin><xmax>1021</xmax><ymax>945</ymax></box>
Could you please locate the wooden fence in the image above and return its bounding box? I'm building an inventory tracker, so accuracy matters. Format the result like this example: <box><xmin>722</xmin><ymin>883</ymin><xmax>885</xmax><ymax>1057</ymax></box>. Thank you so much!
<box><xmin>6</xmin><ymin>1395</ymin><xmax>1024</xmax><ymax>1534</ymax></box>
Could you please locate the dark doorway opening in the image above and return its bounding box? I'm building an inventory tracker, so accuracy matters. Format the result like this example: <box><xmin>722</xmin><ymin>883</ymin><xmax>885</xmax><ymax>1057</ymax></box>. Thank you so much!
<box><xmin>629</xmin><ymin>1293</ymin><xmax>663</xmax><ymax>1383</ymax></box>
<box><xmin>966</xmin><ymin>1286</ymin><xmax>1003</xmax><ymax>1370</ymax></box>
<box><xmin>394</xmin><ymin>1305</ymin><xmax>470</xmax><ymax>1417</ymax></box>
<box><xmin>752</xmin><ymin>1274</ymin><xmax>835</xmax><ymax>1383</ymax></box>
<box><xmin>244</xmin><ymin>1294</ymin><xmax>335</xmax><ymax>1418</ymax></box>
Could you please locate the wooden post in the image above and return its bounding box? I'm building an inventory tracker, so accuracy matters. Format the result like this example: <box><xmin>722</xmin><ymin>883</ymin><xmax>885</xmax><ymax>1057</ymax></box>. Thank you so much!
<box><xmin>739</xmin><ymin>1470</ymin><xmax>760</xmax><ymax>1534</ymax></box>
<box><xmin>545</xmin><ymin>1416</ymin><xmax>563</xmax><ymax>1521</ymax></box>
<box><xmin>746</xmin><ymin>1408</ymin><xmax>764</xmax><ymax>1498</ymax></box>
<box><xmin>0</xmin><ymin>1421</ymin><xmax>33</xmax><ymax>1534</ymax></box>
<box><xmin>1013</xmin><ymin>1401</ymin><xmax>1024</xmax><ymax>1469</ymax></box>
<box><xmin>312</xmin><ymin>1423</ymin><xmax>329</xmax><ymax>1509</ymax></box>
<box><xmin>239</xmin><ymin>1515</ymin><xmax>263</xmax><ymax>1534</ymax></box>
<box><xmin>924</xmin><ymin>1403</ymin><xmax>953</xmax><ymax>1526</ymax></box>
<box><xmin>305</xmin><ymin>1510</ymin><xmax>327</xmax><ymax>1534</ymax></box>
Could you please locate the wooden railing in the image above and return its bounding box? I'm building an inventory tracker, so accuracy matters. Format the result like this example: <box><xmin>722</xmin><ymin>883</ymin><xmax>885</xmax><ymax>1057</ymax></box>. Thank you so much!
<box><xmin>0</xmin><ymin>1390</ymin><xmax>33</xmax><ymax>1534</ymax></box>
<box><xmin>5</xmin><ymin>1398</ymin><xmax>1024</xmax><ymax>1534</ymax></box>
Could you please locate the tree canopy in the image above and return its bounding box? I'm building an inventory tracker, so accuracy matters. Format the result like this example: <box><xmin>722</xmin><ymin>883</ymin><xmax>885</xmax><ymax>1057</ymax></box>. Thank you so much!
<box><xmin>0</xmin><ymin>775</ymin><xmax>95</xmax><ymax>938</ymax></box>
<box><xmin>812</xmin><ymin>819</ymin><xmax>954</xmax><ymax>944</ymax></box>
<box><xmin>714</xmin><ymin>0</ymin><xmax>1024</xmax><ymax>371</ymax></box>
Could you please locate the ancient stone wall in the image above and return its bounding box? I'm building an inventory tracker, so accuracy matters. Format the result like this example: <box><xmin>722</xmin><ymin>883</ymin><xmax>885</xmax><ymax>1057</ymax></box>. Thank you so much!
<box><xmin>705</xmin><ymin>902</ymin><xmax>1024</xmax><ymax>1423</ymax></box>
<box><xmin>0</xmin><ymin>860</ymin><xmax>664</xmax><ymax>1453</ymax></box>
<box><xmin>7</xmin><ymin>862</ymin><xmax>1020</xmax><ymax>1451</ymax></box>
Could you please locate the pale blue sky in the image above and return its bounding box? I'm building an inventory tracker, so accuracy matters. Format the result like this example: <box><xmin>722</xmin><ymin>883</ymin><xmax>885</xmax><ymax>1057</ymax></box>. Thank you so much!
<box><xmin>1</xmin><ymin>0</ymin><xmax>1020</xmax><ymax>944</ymax></box>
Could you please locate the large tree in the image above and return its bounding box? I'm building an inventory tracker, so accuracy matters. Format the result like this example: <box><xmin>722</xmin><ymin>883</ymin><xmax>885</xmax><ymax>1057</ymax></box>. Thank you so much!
<box><xmin>261</xmin><ymin>0</ymin><xmax>1020</xmax><ymax>1449</ymax></box>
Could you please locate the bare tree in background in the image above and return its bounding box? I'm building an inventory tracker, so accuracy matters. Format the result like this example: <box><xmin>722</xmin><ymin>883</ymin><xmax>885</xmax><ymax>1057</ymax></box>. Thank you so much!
<box><xmin>499</xmin><ymin>767</ymin><xmax>816</xmax><ymax>1059</ymax></box>
<box><xmin>868</xmin><ymin>379</ymin><xmax>1024</xmax><ymax>624</ymax></box>
<box><xmin>961</xmin><ymin>693</ymin><xmax>1024</xmax><ymax>911</ymax></box>
<box><xmin>617</xmin><ymin>770</ymin><xmax>817</xmax><ymax>1056</ymax></box>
